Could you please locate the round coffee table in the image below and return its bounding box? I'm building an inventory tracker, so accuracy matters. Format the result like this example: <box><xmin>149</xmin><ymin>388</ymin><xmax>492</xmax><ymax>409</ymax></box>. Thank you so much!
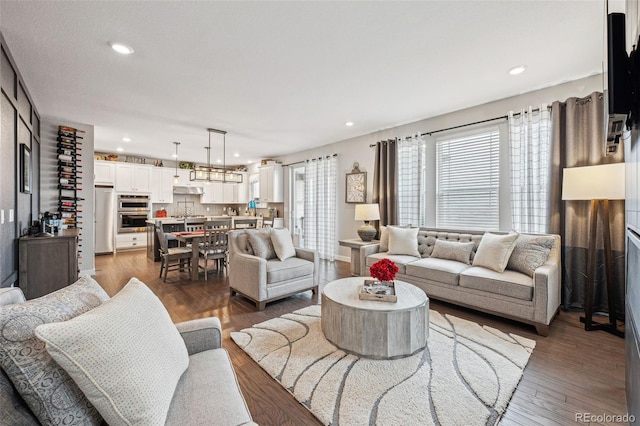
<box><xmin>321</xmin><ymin>277</ymin><xmax>429</xmax><ymax>359</ymax></box>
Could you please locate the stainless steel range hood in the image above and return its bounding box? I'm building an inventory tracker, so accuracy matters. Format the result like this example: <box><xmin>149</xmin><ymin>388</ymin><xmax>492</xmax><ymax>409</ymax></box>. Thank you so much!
<box><xmin>173</xmin><ymin>186</ymin><xmax>204</xmax><ymax>195</ymax></box>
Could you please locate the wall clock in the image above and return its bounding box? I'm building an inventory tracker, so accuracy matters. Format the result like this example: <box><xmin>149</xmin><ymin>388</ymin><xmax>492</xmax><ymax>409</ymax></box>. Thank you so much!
<box><xmin>346</xmin><ymin>163</ymin><xmax>366</xmax><ymax>203</ymax></box>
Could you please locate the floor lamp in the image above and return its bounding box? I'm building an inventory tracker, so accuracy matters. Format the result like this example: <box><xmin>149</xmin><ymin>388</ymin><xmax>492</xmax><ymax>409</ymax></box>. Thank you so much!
<box><xmin>562</xmin><ymin>163</ymin><xmax>625</xmax><ymax>338</ymax></box>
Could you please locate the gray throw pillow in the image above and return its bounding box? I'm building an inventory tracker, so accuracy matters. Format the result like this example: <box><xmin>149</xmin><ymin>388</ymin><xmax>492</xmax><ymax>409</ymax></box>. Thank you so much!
<box><xmin>247</xmin><ymin>229</ymin><xmax>277</xmax><ymax>259</ymax></box>
<box><xmin>430</xmin><ymin>239</ymin><xmax>475</xmax><ymax>264</ymax></box>
<box><xmin>506</xmin><ymin>235</ymin><xmax>555</xmax><ymax>277</ymax></box>
<box><xmin>0</xmin><ymin>276</ymin><xmax>109</xmax><ymax>425</ymax></box>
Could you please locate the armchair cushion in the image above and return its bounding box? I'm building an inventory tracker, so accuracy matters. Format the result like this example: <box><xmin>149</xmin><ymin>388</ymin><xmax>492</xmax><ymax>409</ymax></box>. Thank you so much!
<box><xmin>0</xmin><ymin>276</ymin><xmax>108</xmax><ymax>426</ymax></box>
<box><xmin>34</xmin><ymin>278</ymin><xmax>189</xmax><ymax>426</ymax></box>
<box><xmin>266</xmin><ymin>257</ymin><xmax>315</xmax><ymax>284</ymax></box>
<box><xmin>247</xmin><ymin>229</ymin><xmax>277</xmax><ymax>259</ymax></box>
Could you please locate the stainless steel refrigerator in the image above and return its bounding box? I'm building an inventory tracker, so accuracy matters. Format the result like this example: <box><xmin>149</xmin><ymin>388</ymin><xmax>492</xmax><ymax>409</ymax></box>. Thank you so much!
<box><xmin>95</xmin><ymin>186</ymin><xmax>115</xmax><ymax>254</ymax></box>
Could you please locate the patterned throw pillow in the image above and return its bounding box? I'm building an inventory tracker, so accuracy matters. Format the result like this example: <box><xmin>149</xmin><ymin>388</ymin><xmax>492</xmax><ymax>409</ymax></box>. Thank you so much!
<box><xmin>506</xmin><ymin>234</ymin><xmax>555</xmax><ymax>277</ymax></box>
<box><xmin>247</xmin><ymin>229</ymin><xmax>277</xmax><ymax>259</ymax></box>
<box><xmin>35</xmin><ymin>278</ymin><xmax>189</xmax><ymax>426</ymax></box>
<box><xmin>0</xmin><ymin>276</ymin><xmax>109</xmax><ymax>425</ymax></box>
<box><xmin>0</xmin><ymin>368</ymin><xmax>38</xmax><ymax>426</ymax></box>
<box><xmin>430</xmin><ymin>239</ymin><xmax>475</xmax><ymax>264</ymax></box>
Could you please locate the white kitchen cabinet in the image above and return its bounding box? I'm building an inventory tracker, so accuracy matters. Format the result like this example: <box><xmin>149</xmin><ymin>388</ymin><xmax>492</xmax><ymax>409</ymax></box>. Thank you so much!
<box><xmin>259</xmin><ymin>165</ymin><xmax>283</xmax><ymax>203</ymax></box>
<box><xmin>115</xmin><ymin>233</ymin><xmax>146</xmax><ymax>251</ymax></box>
<box><xmin>150</xmin><ymin>167</ymin><xmax>174</xmax><ymax>203</ymax></box>
<box><xmin>201</xmin><ymin>182</ymin><xmax>224</xmax><ymax>203</ymax></box>
<box><xmin>115</xmin><ymin>163</ymin><xmax>152</xmax><ymax>193</ymax></box>
<box><xmin>175</xmin><ymin>169</ymin><xmax>204</xmax><ymax>187</ymax></box>
<box><xmin>94</xmin><ymin>161</ymin><xmax>116</xmax><ymax>185</ymax></box>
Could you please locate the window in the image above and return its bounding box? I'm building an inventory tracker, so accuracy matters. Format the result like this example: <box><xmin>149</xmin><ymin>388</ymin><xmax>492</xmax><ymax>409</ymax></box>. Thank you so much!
<box><xmin>397</xmin><ymin>137</ymin><xmax>426</xmax><ymax>227</ymax></box>
<box><xmin>436</xmin><ymin>127</ymin><xmax>501</xmax><ymax>230</ymax></box>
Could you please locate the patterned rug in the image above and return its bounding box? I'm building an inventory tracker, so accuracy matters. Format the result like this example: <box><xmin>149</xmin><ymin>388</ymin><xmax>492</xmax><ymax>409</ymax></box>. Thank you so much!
<box><xmin>231</xmin><ymin>305</ymin><xmax>535</xmax><ymax>426</ymax></box>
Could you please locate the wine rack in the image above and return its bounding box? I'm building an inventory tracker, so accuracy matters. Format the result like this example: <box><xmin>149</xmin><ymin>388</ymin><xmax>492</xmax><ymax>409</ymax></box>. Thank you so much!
<box><xmin>57</xmin><ymin>125</ymin><xmax>84</xmax><ymax>267</ymax></box>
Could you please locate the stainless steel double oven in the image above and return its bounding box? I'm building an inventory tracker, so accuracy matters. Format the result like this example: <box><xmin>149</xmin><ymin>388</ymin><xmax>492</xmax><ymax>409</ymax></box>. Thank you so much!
<box><xmin>117</xmin><ymin>194</ymin><xmax>150</xmax><ymax>233</ymax></box>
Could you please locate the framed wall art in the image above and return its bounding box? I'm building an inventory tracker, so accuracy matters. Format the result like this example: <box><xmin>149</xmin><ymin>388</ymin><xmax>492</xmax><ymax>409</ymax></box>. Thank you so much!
<box><xmin>345</xmin><ymin>162</ymin><xmax>366</xmax><ymax>203</ymax></box>
<box><xmin>20</xmin><ymin>144</ymin><xmax>31</xmax><ymax>194</ymax></box>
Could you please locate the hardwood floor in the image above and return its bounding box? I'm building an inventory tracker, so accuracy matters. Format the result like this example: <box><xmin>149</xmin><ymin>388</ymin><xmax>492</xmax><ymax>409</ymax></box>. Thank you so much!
<box><xmin>95</xmin><ymin>250</ymin><xmax>628</xmax><ymax>425</ymax></box>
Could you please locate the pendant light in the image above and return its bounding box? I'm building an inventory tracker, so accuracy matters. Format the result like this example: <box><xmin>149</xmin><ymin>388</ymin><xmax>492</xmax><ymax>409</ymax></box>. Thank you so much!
<box><xmin>173</xmin><ymin>141</ymin><xmax>180</xmax><ymax>184</ymax></box>
<box><xmin>190</xmin><ymin>128</ymin><xmax>242</xmax><ymax>183</ymax></box>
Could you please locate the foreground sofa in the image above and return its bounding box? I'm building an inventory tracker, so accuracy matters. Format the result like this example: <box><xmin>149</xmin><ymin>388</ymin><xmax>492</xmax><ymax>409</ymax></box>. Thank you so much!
<box><xmin>0</xmin><ymin>278</ymin><xmax>256</xmax><ymax>426</ymax></box>
<box><xmin>360</xmin><ymin>228</ymin><xmax>561</xmax><ymax>335</ymax></box>
<box><xmin>228</xmin><ymin>228</ymin><xmax>319</xmax><ymax>310</ymax></box>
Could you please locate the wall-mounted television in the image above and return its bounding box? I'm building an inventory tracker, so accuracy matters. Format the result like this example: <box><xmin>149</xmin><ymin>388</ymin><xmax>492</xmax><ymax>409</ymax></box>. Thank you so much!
<box><xmin>604</xmin><ymin>12</ymin><xmax>630</xmax><ymax>156</ymax></box>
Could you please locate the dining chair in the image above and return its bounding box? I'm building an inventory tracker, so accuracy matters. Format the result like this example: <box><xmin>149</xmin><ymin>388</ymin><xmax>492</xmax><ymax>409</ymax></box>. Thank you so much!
<box><xmin>185</xmin><ymin>218</ymin><xmax>205</xmax><ymax>232</ymax></box>
<box><xmin>199</xmin><ymin>219</ymin><xmax>232</xmax><ymax>280</ymax></box>
<box><xmin>156</xmin><ymin>226</ymin><xmax>192</xmax><ymax>282</ymax></box>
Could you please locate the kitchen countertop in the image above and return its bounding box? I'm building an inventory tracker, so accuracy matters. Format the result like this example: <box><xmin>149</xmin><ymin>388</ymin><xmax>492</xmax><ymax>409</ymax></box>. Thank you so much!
<box><xmin>146</xmin><ymin>216</ymin><xmax>259</xmax><ymax>225</ymax></box>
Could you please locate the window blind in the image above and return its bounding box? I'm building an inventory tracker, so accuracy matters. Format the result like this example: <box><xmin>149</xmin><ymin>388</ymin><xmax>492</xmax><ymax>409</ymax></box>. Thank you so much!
<box><xmin>436</xmin><ymin>128</ymin><xmax>500</xmax><ymax>230</ymax></box>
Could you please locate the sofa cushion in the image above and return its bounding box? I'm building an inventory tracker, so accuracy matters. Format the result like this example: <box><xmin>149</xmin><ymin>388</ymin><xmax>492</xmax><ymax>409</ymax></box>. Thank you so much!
<box><xmin>506</xmin><ymin>234</ymin><xmax>555</xmax><ymax>277</ymax></box>
<box><xmin>34</xmin><ymin>278</ymin><xmax>189</xmax><ymax>426</ymax></box>
<box><xmin>0</xmin><ymin>368</ymin><xmax>38</xmax><ymax>426</ymax></box>
<box><xmin>266</xmin><ymin>257</ymin><xmax>314</xmax><ymax>284</ymax></box>
<box><xmin>459</xmin><ymin>266</ymin><xmax>534</xmax><ymax>301</ymax></box>
<box><xmin>405</xmin><ymin>257</ymin><xmax>472</xmax><ymax>286</ymax></box>
<box><xmin>270</xmin><ymin>228</ymin><xmax>296</xmax><ymax>261</ymax></box>
<box><xmin>365</xmin><ymin>252</ymin><xmax>420</xmax><ymax>275</ymax></box>
<box><xmin>165</xmin><ymin>348</ymin><xmax>253</xmax><ymax>426</ymax></box>
<box><xmin>247</xmin><ymin>229</ymin><xmax>277</xmax><ymax>259</ymax></box>
<box><xmin>387</xmin><ymin>227</ymin><xmax>420</xmax><ymax>257</ymax></box>
<box><xmin>430</xmin><ymin>239</ymin><xmax>475</xmax><ymax>264</ymax></box>
<box><xmin>472</xmin><ymin>232</ymin><xmax>519</xmax><ymax>272</ymax></box>
<box><xmin>0</xmin><ymin>276</ymin><xmax>108</xmax><ymax>426</ymax></box>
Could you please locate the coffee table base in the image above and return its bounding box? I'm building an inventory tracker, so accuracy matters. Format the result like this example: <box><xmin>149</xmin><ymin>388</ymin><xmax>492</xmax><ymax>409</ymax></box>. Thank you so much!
<box><xmin>321</xmin><ymin>279</ymin><xmax>429</xmax><ymax>359</ymax></box>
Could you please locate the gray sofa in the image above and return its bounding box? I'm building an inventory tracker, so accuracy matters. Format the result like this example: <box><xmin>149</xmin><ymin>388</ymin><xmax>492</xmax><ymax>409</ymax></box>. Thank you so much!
<box><xmin>360</xmin><ymin>228</ymin><xmax>561</xmax><ymax>335</ymax></box>
<box><xmin>0</xmin><ymin>286</ymin><xmax>256</xmax><ymax>426</ymax></box>
<box><xmin>228</xmin><ymin>229</ymin><xmax>319</xmax><ymax>310</ymax></box>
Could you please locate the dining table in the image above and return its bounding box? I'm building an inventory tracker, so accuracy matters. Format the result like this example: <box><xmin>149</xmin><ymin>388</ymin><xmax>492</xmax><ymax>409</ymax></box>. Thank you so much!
<box><xmin>171</xmin><ymin>231</ymin><xmax>206</xmax><ymax>280</ymax></box>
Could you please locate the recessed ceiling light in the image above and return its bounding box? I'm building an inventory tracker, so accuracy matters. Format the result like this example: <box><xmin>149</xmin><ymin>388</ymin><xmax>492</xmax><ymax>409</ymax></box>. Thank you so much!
<box><xmin>345</xmin><ymin>121</ymin><xmax>354</xmax><ymax>127</ymax></box>
<box><xmin>116</xmin><ymin>147</ymin><xmax>124</xmax><ymax>152</ymax></box>
<box><xmin>233</xmin><ymin>153</ymin><xmax>240</xmax><ymax>158</ymax></box>
<box><xmin>508</xmin><ymin>65</ymin><xmax>527</xmax><ymax>75</ymax></box>
<box><xmin>247</xmin><ymin>160</ymin><xmax>253</xmax><ymax>164</ymax></box>
<box><xmin>110</xmin><ymin>42</ymin><xmax>134</xmax><ymax>55</ymax></box>
<box><xmin>172</xmin><ymin>154</ymin><xmax>178</xmax><ymax>158</ymax></box>
<box><xmin>122</xmin><ymin>137</ymin><xmax>131</xmax><ymax>142</ymax></box>
<box><xmin>216</xmin><ymin>159</ymin><xmax>222</xmax><ymax>164</ymax></box>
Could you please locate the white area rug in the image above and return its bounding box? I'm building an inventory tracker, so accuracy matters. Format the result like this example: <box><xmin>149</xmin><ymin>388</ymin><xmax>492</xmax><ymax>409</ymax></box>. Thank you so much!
<box><xmin>231</xmin><ymin>305</ymin><xmax>535</xmax><ymax>426</ymax></box>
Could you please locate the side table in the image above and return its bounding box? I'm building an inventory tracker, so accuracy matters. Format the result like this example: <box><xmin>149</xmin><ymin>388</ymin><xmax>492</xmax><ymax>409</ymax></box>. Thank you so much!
<box><xmin>339</xmin><ymin>238</ymin><xmax>379</xmax><ymax>276</ymax></box>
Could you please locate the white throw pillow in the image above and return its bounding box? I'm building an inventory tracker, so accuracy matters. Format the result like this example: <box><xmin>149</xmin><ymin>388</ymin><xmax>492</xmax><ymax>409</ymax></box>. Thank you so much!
<box><xmin>270</xmin><ymin>228</ymin><xmax>297</xmax><ymax>261</ymax></box>
<box><xmin>472</xmin><ymin>232</ymin><xmax>519</xmax><ymax>273</ymax></box>
<box><xmin>379</xmin><ymin>226</ymin><xmax>389</xmax><ymax>251</ymax></box>
<box><xmin>35</xmin><ymin>278</ymin><xmax>189</xmax><ymax>426</ymax></box>
<box><xmin>387</xmin><ymin>227</ymin><xmax>420</xmax><ymax>257</ymax></box>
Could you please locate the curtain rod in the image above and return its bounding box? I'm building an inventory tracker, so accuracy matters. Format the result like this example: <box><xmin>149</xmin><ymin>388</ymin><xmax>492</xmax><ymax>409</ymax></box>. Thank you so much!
<box><xmin>368</xmin><ymin>105</ymin><xmax>551</xmax><ymax>147</ymax></box>
<box><xmin>282</xmin><ymin>153</ymin><xmax>337</xmax><ymax>167</ymax></box>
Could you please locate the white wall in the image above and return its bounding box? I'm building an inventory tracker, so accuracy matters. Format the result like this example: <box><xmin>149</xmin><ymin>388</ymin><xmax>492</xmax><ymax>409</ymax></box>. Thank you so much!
<box><xmin>41</xmin><ymin>119</ymin><xmax>95</xmax><ymax>275</ymax></box>
<box><xmin>276</xmin><ymin>74</ymin><xmax>603</xmax><ymax>261</ymax></box>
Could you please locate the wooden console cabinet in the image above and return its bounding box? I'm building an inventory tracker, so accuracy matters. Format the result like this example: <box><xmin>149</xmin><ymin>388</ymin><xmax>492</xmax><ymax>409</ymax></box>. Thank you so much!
<box><xmin>18</xmin><ymin>229</ymin><xmax>79</xmax><ymax>300</ymax></box>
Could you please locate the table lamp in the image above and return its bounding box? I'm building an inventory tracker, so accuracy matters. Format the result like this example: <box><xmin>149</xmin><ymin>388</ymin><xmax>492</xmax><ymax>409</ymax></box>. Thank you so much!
<box><xmin>562</xmin><ymin>162</ymin><xmax>625</xmax><ymax>337</ymax></box>
<box><xmin>355</xmin><ymin>203</ymin><xmax>380</xmax><ymax>242</ymax></box>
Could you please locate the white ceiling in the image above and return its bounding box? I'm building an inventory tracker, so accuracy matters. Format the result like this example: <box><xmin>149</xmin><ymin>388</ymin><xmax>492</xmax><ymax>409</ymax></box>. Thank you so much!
<box><xmin>0</xmin><ymin>1</ymin><xmax>604</xmax><ymax>165</ymax></box>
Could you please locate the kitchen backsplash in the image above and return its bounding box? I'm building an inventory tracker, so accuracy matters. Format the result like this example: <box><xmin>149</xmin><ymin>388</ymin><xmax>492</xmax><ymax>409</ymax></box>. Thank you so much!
<box><xmin>152</xmin><ymin>194</ymin><xmax>282</xmax><ymax>218</ymax></box>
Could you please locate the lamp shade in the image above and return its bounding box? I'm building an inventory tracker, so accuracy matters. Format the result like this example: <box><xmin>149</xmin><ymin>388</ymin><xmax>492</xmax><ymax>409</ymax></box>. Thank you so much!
<box><xmin>562</xmin><ymin>163</ymin><xmax>625</xmax><ymax>200</ymax></box>
<box><xmin>355</xmin><ymin>203</ymin><xmax>380</xmax><ymax>221</ymax></box>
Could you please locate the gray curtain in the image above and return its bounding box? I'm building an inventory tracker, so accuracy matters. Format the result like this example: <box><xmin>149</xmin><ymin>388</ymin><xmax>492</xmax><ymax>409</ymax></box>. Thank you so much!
<box><xmin>373</xmin><ymin>139</ymin><xmax>398</xmax><ymax>226</ymax></box>
<box><xmin>549</xmin><ymin>92</ymin><xmax>626</xmax><ymax>319</ymax></box>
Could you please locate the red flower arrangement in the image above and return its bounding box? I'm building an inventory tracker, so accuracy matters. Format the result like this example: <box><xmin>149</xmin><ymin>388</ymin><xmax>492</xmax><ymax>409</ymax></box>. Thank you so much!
<box><xmin>369</xmin><ymin>258</ymin><xmax>399</xmax><ymax>282</ymax></box>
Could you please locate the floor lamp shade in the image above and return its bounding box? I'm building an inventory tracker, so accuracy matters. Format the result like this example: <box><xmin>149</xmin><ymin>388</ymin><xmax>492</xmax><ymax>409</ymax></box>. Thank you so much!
<box><xmin>355</xmin><ymin>204</ymin><xmax>380</xmax><ymax>242</ymax></box>
<box><xmin>562</xmin><ymin>162</ymin><xmax>625</xmax><ymax>337</ymax></box>
<box><xmin>561</xmin><ymin>163</ymin><xmax>625</xmax><ymax>200</ymax></box>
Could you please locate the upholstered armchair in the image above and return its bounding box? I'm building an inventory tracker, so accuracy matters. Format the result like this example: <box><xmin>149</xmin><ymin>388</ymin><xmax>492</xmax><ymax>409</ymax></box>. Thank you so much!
<box><xmin>228</xmin><ymin>228</ymin><xmax>319</xmax><ymax>310</ymax></box>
